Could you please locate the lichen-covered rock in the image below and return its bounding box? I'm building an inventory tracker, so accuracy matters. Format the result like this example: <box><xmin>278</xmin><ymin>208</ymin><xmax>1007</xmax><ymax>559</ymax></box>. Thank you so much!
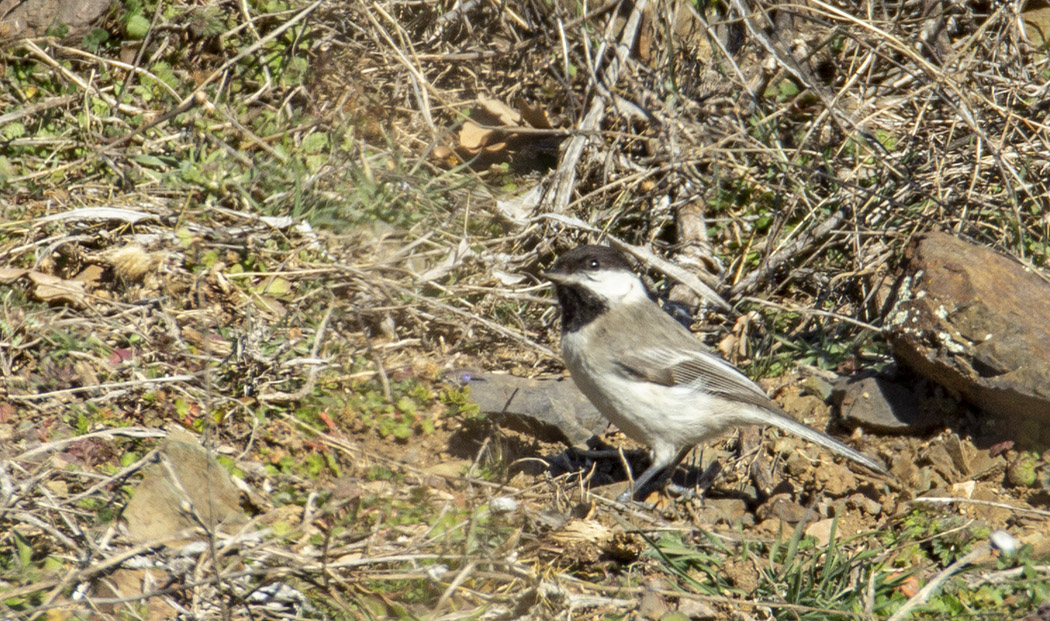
<box><xmin>886</xmin><ymin>232</ymin><xmax>1050</xmax><ymax>445</ymax></box>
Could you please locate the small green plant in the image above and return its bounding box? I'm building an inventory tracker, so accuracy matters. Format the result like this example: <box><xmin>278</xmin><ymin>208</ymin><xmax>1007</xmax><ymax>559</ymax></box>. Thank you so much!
<box><xmin>757</xmin><ymin>520</ymin><xmax>906</xmax><ymax>618</ymax></box>
<box><xmin>75</xmin><ymin>497</ymin><xmax>120</xmax><ymax>524</ymax></box>
<box><xmin>644</xmin><ymin>531</ymin><xmax>741</xmax><ymax>597</ymax></box>
<box><xmin>347</xmin><ymin>374</ymin><xmax>439</xmax><ymax>441</ymax></box>
<box><xmin>0</xmin><ymin>530</ymin><xmax>66</xmax><ymax>610</ymax></box>
<box><xmin>440</xmin><ymin>383</ymin><xmax>483</xmax><ymax>423</ymax></box>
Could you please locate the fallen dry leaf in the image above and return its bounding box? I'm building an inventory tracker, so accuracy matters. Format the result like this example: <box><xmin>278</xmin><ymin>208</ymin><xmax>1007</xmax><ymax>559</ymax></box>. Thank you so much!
<box><xmin>73</xmin><ymin>264</ymin><xmax>105</xmax><ymax>286</ymax></box>
<box><xmin>518</xmin><ymin>100</ymin><xmax>552</xmax><ymax>129</ymax></box>
<box><xmin>28</xmin><ymin>271</ymin><xmax>89</xmax><ymax>306</ymax></box>
<box><xmin>478</xmin><ymin>94</ymin><xmax>521</xmax><ymax>126</ymax></box>
<box><xmin>459</xmin><ymin>120</ymin><xmax>494</xmax><ymax>150</ymax></box>
<box><xmin>550</xmin><ymin>519</ymin><xmax>614</xmax><ymax>545</ymax></box>
<box><xmin>452</xmin><ymin>95</ymin><xmax>563</xmax><ymax>167</ymax></box>
<box><xmin>0</xmin><ymin>267</ymin><xmax>26</xmax><ymax>282</ymax></box>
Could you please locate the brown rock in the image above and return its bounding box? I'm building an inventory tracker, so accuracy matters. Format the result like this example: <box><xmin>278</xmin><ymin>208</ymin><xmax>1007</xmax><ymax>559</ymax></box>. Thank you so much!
<box><xmin>779</xmin><ymin>392</ymin><xmax>828</xmax><ymax>422</ymax></box>
<box><xmin>814</xmin><ymin>462</ymin><xmax>858</xmax><ymax>497</ymax></box>
<box><xmin>805</xmin><ymin>518</ymin><xmax>837</xmax><ymax>546</ymax></box>
<box><xmin>123</xmin><ymin>430</ymin><xmax>247</xmax><ymax>545</ymax></box>
<box><xmin>887</xmin><ymin>232</ymin><xmax>1050</xmax><ymax>445</ymax></box>
<box><xmin>675</xmin><ymin>597</ymin><xmax>719</xmax><ymax>620</ymax></box>
<box><xmin>0</xmin><ymin>0</ymin><xmax>111</xmax><ymax>40</ymax></box>
<box><xmin>695</xmin><ymin>497</ymin><xmax>748</xmax><ymax>525</ymax></box>
<box><xmin>754</xmin><ymin>516</ymin><xmax>792</xmax><ymax>539</ymax></box>
<box><xmin>845</xmin><ymin>493</ymin><xmax>882</xmax><ymax>516</ymax></box>
<box><xmin>925</xmin><ymin>442</ymin><xmax>961</xmax><ymax>482</ymax></box>
<box><xmin>756</xmin><ymin>494</ymin><xmax>813</xmax><ymax>524</ymax></box>
<box><xmin>943</xmin><ymin>434</ymin><xmax>978</xmax><ymax>477</ymax></box>
<box><xmin>638</xmin><ymin>582</ymin><xmax>672</xmax><ymax>620</ymax></box>
<box><xmin>890</xmin><ymin>448</ymin><xmax>921</xmax><ymax>487</ymax></box>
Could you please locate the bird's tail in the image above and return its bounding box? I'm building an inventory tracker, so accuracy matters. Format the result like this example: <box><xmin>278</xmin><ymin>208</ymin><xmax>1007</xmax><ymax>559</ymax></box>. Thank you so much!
<box><xmin>743</xmin><ymin>408</ymin><xmax>888</xmax><ymax>475</ymax></box>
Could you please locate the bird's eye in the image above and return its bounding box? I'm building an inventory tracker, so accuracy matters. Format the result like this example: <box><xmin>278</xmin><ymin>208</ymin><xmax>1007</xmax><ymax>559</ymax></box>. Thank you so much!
<box><xmin>588</xmin><ymin>259</ymin><xmax>600</xmax><ymax>269</ymax></box>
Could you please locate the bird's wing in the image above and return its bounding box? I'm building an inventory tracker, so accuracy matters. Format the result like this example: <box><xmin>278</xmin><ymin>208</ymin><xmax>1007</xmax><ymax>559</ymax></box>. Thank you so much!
<box><xmin>616</xmin><ymin>346</ymin><xmax>777</xmax><ymax>410</ymax></box>
<box><xmin>615</xmin><ymin>335</ymin><xmax>889</xmax><ymax>475</ymax></box>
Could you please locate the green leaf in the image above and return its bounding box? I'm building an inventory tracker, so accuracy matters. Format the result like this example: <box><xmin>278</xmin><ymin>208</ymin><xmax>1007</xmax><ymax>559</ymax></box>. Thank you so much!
<box><xmin>779</xmin><ymin>79</ymin><xmax>800</xmax><ymax>97</ymax></box>
<box><xmin>0</xmin><ymin>155</ymin><xmax>15</xmax><ymax>183</ymax></box>
<box><xmin>324</xmin><ymin>450</ymin><xmax>341</xmax><ymax>476</ymax></box>
<box><xmin>83</xmin><ymin>28</ymin><xmax>110</xmax><ymax>53</ymax></box>
<box><xmin>3</xmin><ymin>123</ymin><xmax>26</xmax><ymax>140</ymax></box>
<box><xmin>126</xmin><ymin>14</ymin><xmax>151</xmax><ymax>39</ymax></box>
<box><xmin>301</xmin><ymin>132</ymin><xmax>329</xmax><ymax>154</ymax></box>
<box><xmin>131</xmin><ymin>154</ymin><xmax>168</xmax><ymax>168</ymax></box>
<box><xmin>304</xmin><ymin>453</ymin><xmax>325</xmax><ymax>477</ymax></box>
<box><xmin>255</xmin><ymin>277</ymin><xmax>291</xmax><ymax>296</ymax></box>
<box><xmin>42</xmin><ymin>556</ymin><xmax>65</xmax><ymax>572</ymax></box>
<box><xmin>45</xmin><ymin>22</ymin><xmax>70</xmax><ymax>38</ymax></box>
<box><xmin>149</xmin><ymin>61</ymin><xmax>178</xmax><ymax>90</ymax></box>
<box><xmin>13</xmin><ymin>530</ymin><xmax>33</xmax><ymax>567</ymax></box>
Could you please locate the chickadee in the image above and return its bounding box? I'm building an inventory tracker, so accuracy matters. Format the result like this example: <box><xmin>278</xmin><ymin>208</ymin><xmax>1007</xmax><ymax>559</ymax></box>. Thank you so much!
<box><xmin>543</xmin><ymin>245</ymin><xmax>887</xmax><ymax>502</ymax></box>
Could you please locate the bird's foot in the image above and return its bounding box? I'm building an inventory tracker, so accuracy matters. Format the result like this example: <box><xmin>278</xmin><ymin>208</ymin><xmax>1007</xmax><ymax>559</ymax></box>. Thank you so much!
<box><xmin>615</xmin><ymin>479</ymin><xmax>707</xmax><ymax>506</ymax></box>
<box><xmin>612</xmin><ymin>490</ymin><xmax>661</xmax><ymax>512</ymax></box>
<box><xmin>665</xmin><ymin>482</ymin><xmax>698</xmax><ymax>502</ymax></box>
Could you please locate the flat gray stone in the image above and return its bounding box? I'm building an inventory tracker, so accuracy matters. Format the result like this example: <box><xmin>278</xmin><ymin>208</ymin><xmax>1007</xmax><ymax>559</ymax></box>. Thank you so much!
<box><xmin>834</xmin><ymin>376</ymin><xmax>938</xmax><ymax>433</ymax></box>
<box><xmin>452</xmin><ymin>370</ymin><xmax>607</xmax><ymax>448</ymax></box>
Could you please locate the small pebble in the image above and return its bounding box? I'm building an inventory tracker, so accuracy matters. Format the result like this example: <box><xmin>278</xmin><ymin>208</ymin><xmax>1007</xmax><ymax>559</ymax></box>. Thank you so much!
<box><xmin>490</xmin><ymin>496</ymin><xmax>518</xmax><ymax>514</ymax></box>
<box><xmin>990</xmin><ymin>530</ymin><xmax>1018</xmax><ymax>556</ymax></box>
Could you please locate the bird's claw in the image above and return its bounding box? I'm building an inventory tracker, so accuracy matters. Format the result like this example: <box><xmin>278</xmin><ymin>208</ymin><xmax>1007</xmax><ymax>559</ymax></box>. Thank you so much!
<box><xmin>615</xmin><ymin>482</ymin><xmax>699</xmax><ymax>506</ymax></box>
<box><xmin>665</xmin><ymin>482</ymin><xmax>698</xmax><ymax>502</ymax></box>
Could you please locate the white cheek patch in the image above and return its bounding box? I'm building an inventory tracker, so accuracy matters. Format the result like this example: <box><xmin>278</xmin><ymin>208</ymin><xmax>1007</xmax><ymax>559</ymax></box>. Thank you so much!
<box><xmin>587</xmin><ymin>270</ymin><xmax>649</xmax><ymax>304</ymax></box>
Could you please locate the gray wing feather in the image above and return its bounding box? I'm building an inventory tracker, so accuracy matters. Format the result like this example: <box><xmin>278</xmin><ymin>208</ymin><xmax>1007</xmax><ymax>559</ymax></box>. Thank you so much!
<box><xmin>604</xmin><ymin>305</ymin><xmax>887</xmax><ymax>475</ymax></box>
<box><xmin>616</xmin><ymin>345</ymin><xmax>888</xmax><ymax>474</ymax></box>
<box><xmin>616</xmin><ymin>346</ymin><xmax>776</xmax><ymax>410</ymax></box>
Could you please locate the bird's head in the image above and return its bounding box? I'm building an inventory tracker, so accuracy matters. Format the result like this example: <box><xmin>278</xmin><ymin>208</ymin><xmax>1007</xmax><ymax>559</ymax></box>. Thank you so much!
<box><xmin>543</xmin><ymin>245</ymin><xmax>650</xmax><ymax>309</ymax></box>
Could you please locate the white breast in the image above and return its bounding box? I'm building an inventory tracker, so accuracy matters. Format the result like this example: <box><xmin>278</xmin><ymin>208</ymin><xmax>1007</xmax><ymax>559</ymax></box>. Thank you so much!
<box><xmin>561</xmin><ymin>328</ymin><xmax>739</xmax><ymax>454</ymax></box>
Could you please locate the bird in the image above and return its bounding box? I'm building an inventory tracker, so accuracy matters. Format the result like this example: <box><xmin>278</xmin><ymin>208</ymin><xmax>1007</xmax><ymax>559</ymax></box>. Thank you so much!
<box><xmin>543</xmin><ymin>244</ymin><xmax>887</xmax><ymax>502</ymax></box>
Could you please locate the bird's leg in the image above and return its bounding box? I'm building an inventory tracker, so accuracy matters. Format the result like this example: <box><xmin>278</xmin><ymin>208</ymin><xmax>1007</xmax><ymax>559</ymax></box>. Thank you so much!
<box><xmin>649</xmin><ymin>446</ymin><xmax>697</xmax><ymax>499</ymax></box>
<box><xmin>664</xmin><ymin>458</ymin><xmax>722</xmax><ymax>501</ymax></box>
<box><xmin>616</xmin><ymin>463</ymin><xmax>663</xmax><ymax>503</ymax></box>
<box><xmin>617</xmin><ymin>446</ymin><xmax>681</xmax><ymax>503</ymax></box>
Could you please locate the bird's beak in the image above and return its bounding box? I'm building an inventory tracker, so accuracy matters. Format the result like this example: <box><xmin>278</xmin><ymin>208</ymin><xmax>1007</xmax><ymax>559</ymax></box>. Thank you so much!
<box><xmin>541</xmin><ymin>270</ymin><xmax>569</xmax><ymax>284</ymax></box>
